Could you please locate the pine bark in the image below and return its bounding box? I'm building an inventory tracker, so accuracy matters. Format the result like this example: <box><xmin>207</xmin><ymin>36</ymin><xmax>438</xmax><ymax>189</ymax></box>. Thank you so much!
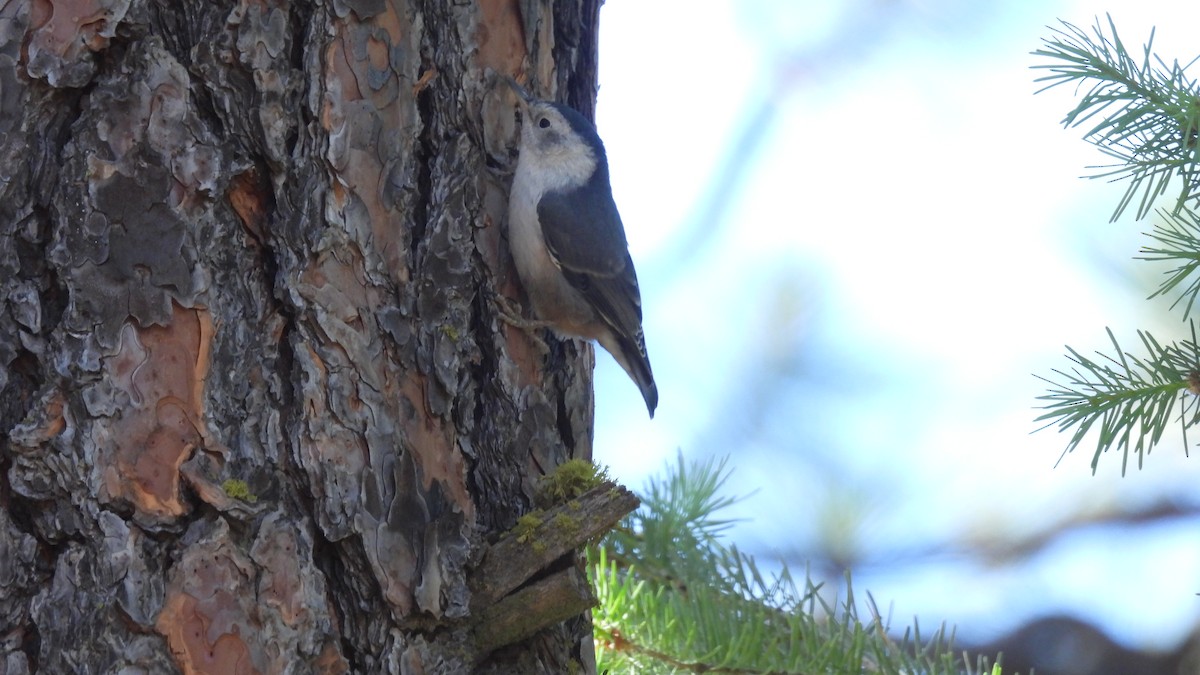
<box><xmin>0</xmin><ymin>0</ymin><xmax>606</xmax><ymax>672</ymax></box>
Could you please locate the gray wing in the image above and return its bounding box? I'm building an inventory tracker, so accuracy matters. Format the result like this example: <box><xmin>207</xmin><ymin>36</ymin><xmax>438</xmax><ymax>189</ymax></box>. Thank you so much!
<box><xmin>536</xmin><ymin>171</ymin><xmax>644</xmax><ymax>338</ymax></box>
<box><xmin>538</xmin><ymin>171</ymin><xmax>659</xmax><ymax>415</ymax></box>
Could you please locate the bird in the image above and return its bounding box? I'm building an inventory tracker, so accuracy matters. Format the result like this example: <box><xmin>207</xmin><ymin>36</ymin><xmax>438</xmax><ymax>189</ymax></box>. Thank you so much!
<box><xmin>502</xmin><ymin>78</ymin><xmax>658</xmax><ymax>417</ymax></box>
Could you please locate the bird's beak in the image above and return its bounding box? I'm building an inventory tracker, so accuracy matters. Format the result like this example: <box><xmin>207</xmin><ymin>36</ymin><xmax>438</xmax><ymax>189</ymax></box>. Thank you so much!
<box><xmin>503</xmin><ymin>76</ymin><xmax>533</xmax><ymax>113</ymax></box>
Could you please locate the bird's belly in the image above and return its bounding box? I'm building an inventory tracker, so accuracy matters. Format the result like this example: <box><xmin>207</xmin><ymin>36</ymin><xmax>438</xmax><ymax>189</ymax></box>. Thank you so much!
<box><xmin>507</xmin><ymin>195</ymin><xmax>595</xmax><ymax>334</ymax></box>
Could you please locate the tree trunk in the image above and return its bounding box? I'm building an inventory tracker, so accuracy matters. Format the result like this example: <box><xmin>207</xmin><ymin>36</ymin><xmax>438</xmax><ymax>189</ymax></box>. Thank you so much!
<box><xmin>0</xmin><ymin>0</ymin><xmax>608</xmax><ymax>672</ymax></box>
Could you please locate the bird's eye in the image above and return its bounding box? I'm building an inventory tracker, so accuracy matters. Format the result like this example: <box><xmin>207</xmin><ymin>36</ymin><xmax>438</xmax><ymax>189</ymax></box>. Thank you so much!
<box><xmin>538</xmin><ymin>118</ymin><xmax>551</xmax><ymax>129</ymax></box>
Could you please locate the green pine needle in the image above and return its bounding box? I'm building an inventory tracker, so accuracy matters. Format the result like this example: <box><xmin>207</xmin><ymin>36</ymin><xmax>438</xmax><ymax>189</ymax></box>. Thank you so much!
<box><xmin>1035</xmin><ymin>325</ymin><xmax>1200</xmax><ymax>474</ymax></box>
<box><xmin>591</xmin><ymin>455</ymin><xmax>1004</xmax><ymax>673</ymax></box>
<box><xmin>1140</xmin><ymin>206</ymin><xmax>1200</xmax><ymax>317</ymax></box>
<box><xmin>1031</xmin><ymin>14</ymin><xmax>1200</xmax><ymax>221</ymax></box>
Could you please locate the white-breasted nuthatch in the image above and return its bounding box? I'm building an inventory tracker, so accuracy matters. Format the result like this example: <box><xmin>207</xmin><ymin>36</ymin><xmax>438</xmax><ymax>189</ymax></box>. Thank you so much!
<box><xmin>503</xmin><ymin>78</ymin><xmax>658</xmax><ymax>417</ymax></box>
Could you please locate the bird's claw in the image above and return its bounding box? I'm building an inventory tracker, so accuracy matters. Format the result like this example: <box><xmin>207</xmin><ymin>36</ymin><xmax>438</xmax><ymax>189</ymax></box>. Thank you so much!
<box><xmin>492</xmin><ymin>292</ymin><xmax>551</xmax><ymax>354</ymax></box>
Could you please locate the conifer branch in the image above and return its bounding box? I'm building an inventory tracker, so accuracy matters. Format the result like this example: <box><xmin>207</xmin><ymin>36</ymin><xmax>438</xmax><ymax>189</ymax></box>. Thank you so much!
<box><xmin>1031</xmin><ymin>14</ymin><xmax>1200</xmax><ymax>221</ymax></box>
<box><xmin>589</xmin><ymin>456</ymin><xmax>1001</xmax><ymax>673</ymax></box>
<box><xmin>1140</xmin><ymin>206</ymin><xmax>1200</xmax><ymax>317</ymax></box>
<box><xmin>1035</xmin><ymin>326</ymin><xmax>1200</xmax><ymax>474</ymax></box>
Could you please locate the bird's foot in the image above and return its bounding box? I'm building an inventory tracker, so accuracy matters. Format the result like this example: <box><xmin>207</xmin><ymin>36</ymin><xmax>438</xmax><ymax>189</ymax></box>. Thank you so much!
<box><xmin>492</xmin><ymin>292</ymin><xmax>551</xmax><ymax>354</ymax></box>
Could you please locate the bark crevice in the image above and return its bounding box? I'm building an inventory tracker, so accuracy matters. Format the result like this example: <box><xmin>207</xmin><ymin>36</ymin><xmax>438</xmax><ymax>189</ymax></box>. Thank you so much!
<box><xmin>1</xmin><ymin>1</ymin><xmax>609</xmax><ymax>671</ymax></box>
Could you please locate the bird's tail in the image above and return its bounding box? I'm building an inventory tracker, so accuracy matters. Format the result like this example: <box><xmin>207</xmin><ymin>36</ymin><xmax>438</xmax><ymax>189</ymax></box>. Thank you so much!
<box><xmin>597</xmin><ymin>327</ymin><xmax>658</xmax><ymax>417</ymax></box>
<box><xmin>617</xmin><ymin>334</ymin><xmax>657</xmax><ymax>418</ymax></box>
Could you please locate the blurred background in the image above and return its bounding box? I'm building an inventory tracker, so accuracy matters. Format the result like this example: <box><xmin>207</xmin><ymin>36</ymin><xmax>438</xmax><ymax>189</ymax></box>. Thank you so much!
<box><xmin>590</xmin><ymin>0</ymin><xmax>1200</xmax><ymax>672</ymax></box>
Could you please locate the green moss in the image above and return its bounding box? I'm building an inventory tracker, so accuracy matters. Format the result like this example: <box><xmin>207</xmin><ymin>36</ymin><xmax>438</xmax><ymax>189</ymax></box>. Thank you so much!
<box><xmin>537</xmin><ymin>459</ymin><xmax>609</xmax><ymax>506</ymax></box>
<box><xmin>513</xmin><ymin>512</ymin><xmax>543</xmax><ymax>543</ymax></box>
<box><xmin>222</xmin><ymin>479</ymin><xmax>258</xmax><ymax>503</ymax></box>
<box><xmin>553</xmin><ymin>512</ymin><xmax>580</xmax><ymax>535</ymax></box>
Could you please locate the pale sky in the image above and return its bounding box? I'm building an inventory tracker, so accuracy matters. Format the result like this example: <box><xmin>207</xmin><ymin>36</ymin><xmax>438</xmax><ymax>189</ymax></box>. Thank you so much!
<box><xmin>592</xmin><ymin>0</ymin><xmax>1200</xmax><ymax>651</ymax></box>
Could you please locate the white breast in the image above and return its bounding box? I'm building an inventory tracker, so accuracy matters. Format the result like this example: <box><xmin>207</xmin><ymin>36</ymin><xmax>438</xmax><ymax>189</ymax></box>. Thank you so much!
<box><xmin>506</xmin><ymin>159</ymin><xmax>596</xmax><ymax>331</ymax></box>
<box><xmin>507</xmin><ymin>163</ymin><xmax>554</xmax><ymax>289</ymax></box>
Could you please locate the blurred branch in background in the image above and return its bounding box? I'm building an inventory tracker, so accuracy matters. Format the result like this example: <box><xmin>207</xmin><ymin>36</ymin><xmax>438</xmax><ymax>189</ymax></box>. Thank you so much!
<box><xmin>779</xmin><ymin>498</ymin><xmax>1200</xmax><ymax>575</ymax></box>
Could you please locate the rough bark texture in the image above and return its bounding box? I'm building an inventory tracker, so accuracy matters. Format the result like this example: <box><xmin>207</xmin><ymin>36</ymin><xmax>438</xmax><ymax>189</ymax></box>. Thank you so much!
<box><xmin>0</xmin><ymin>0</ymin><xmax>608</xmax><ymax>672</ymax></box>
